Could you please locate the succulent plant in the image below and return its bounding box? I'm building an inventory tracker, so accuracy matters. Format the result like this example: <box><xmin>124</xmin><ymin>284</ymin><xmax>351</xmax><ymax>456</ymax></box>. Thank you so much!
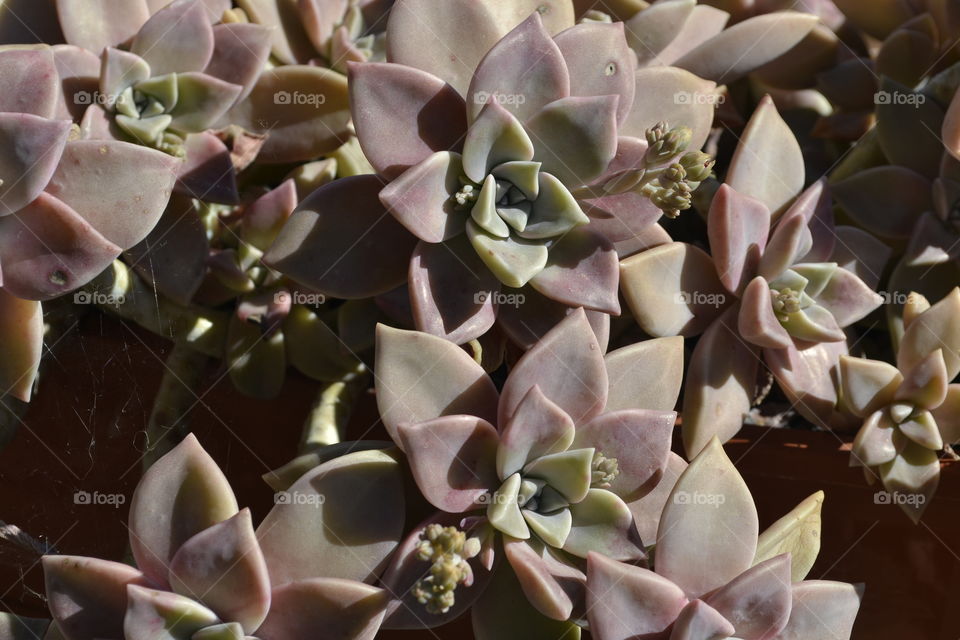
<box><xmin>372</xmin><ymin>308</ymin><xmax>684</xmax><ymax>638</ymax></box>
<box><xmin>841</xmin><ymin>289</ymin><xmax>960</xmax><ymax>523</ymax></box>
<box><xmin>586</xmin><ymin>437</ymin><xmax>863</xmax><ymax>640</ymax></box>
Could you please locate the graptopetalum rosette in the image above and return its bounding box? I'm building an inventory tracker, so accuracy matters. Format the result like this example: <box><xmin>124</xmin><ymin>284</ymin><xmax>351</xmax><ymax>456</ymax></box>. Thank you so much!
<box><xmin>40</xmin><ymin>434</ymin><xmax>406</xmax><ymax>640</ymax></box>
<box><xmin>372</xmin><ymin>309</ymin><xmax>685</xmax><ymax>639</ymax></box>
<box><xmin>585</xmin><ymin>437</ymin><xmax>863</xmax><ymax>640</ymax></box>
<box><xmin>0</xmin><ymin>46</ymin><xmax>179</xmax><ymax>402</ymax></box>
<box><xmin>841</xmin><ymin>289</ymin><xmax>960</xmax><ymax>523</ymax></box>
<box><xmin>620</xmin><ymin>96</ymin><xmax>888</xmax><ymax>457</ymax></box>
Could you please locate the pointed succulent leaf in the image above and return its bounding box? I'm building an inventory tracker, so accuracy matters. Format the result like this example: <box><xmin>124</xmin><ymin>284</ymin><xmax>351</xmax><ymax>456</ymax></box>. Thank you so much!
<box><xmin>832</xmin><ymin>167</ymin><xmax>932</xmax><ymax>239</ymax></box>
<box><xmin>553</xmin><ymin>22</ymin><xmax>635</xmax><ymax>125</ymax></box>
<box><xmin>755</xmin><ymin>493</ymin><xmax>822</xmax><ymax>582</ymax></box>
<box><xmin>131</xmin><ymin>0</ymin><xmax>214</xmax><ymax>75</ymax></box>
<box><xmin>622</xmin><ymin>66</ymin><xmax>716</xmax><ymax>151</ymax></box>
<box><xmin>256</xmin><ymin>450</ymin><xmax>405</xmax><ymax>585</ymax></box>
<box><xmin>497</xmin><ymin>285</ymin><xmax>610</xmax><ymax>350</ymax></box>
<box><xmin>504</xmin><ymin>539</ymin><xmax>584</xmax><ymax>621</ymax></box>
<box><xmin>899</xmin><ymin>411</ymin><xmax>943</xmax><ymax>450</ymax></box>
<box><xmin>813</xmin><ymin>267</ymin><xmax>884</xmax><ymax>327</ymax></box>
<box><xmin>256</xmin><ymin>578</ymin><xmax>388</xmax><ymax>640</ymax></box>
<box><xmin>523</xmin><ymin>510</ymin><xmax>573</xmax><ymax>549</ymax></box>
<box><xmin>498</xmin><ymin>385</ymin><xmax>575</xmax><ymax>479</ymax></box>
<box><xmin>851</xmin><ymin>411</ymin><xmax>898</xmax><ymax>467</ymax></box>
<box><xmin>840</xmin><ymin>356</ymin><xmax>902</xmax><ymax>418</ymax></box>
<box><xmin>124</xmin><ymin>585</ymin><xmax>219</xmax><ymax>640</ymax></box>
<box><xmin>234</xmin><ymin>0</ymin><xmax>313</xmax><ymax>65</ymax></box>
<box><xmin>586</xmin><ymin>553</ymin><xmax>688</xmax><ymax>640</ymax></box>
<box><xmin>488</xmin><ymin>473</ymin><xmax>530</xmax><ymax>539</ymax></box>
<box><xmin>466</xmin><ymin>220</ymin><xmax>548</xmax><ymax>288</ymax></box>
<box><xmin>898</xmin><ymin>289</ymin><xmax>960</xmax><ymax>381</ymax></box>
<box><xmin>0</xmin><ymin>113</ymin><xmax>70</xmax><ymax>216</ymax></box>
<box><xmin>604</xmin><ymin>337</ymin><xmax>684</xmax><ymax>413</ymax></box>
<box><xmin>56</xmin><ymin>0</ymin><xmax>150</xmax><ymax>53</ymax></box>
<box><xmin>708</xmin><ymin>184</ymin><xmax>771</xmax><ymax>296</ymax></box>
<box><xmin>704</xmin><ymin>555</ymin><xmax>792</xmax><ymax>639</ymax></box>
<box><xmin>767</xmin><ymin>340</ymin><xmax>848</xmax><ymax>430</ymax></box>
<box><xmin>379</xmin><ymin>151</ymin><xmax>466</xmax><ymax>243</ymax></box>
<box><xmin>758</xmin><ymin>213</ymin><xmax>813</xmax><ymax>281</ymax></box>
<box><xmin>520</xmin><ymin>172</ymin><xmax>589</xmax><ymax>239</ymax></box>
<box><xmin>623</xmin><ymin>0</ymin><xmax>697</xmax><ymax>65</ymax></box>
<box><xmin>727</xmin><ymin>96</ymin><xmax>803</xmax><ymax>221</ymax></box>
<box><xmin>739</xmin><ymin>276</ymin><xmax>794</xmax><ymax>349</ymax></box>
<box><xmin>43</xmin><ymin>556</ymin><xmax>147</xmax><ymax>640</ymax></box>
<box><xmin>205</xmin><ymin>23</ymin><xmax>271</xmax><ymax>102</ymax></box>
<box><xmin>933</xmin><ymin>385</ymin><xmax>960</xmax><ymax>444</ymax></box>
<box><xmin>563</xmin><ymin>488</ymin><xmax>644</xmax><ymax>561</ymax></box>
<box><xmin>773</xmin><ymin>580</ymin><xmax>862</xmax><ymax>640</ymax></box>
<box><xmin>530</xmin><ymin>228</ymin><xmax>621</xmax><ymax>313</ymax></box>
<box><xmin>896</xmin><ymin>349</ymin><xmax>949</xmax><ymax>410</ymax></box>
<box><xmin>349</xmin><ymin>62</ymin><xmax>467</xmax><ymax>180</ymax></box>
<box><xmin>0</xmin><ymin>48</ymin><xmax>59</xmax><ymax>117</ymax></box>
<box><xmin>524</xmin><ymin>449</ymin><xmax>594</xmax><ymax>504</ymax></box>
<box><xmin>831</xmin><ymin>226</ymin><xmax>889</xmax><ymax>290</ymax></box>
<box><xmin>878</xmin><ymin>437</ymin><xmax>939</xmax><ymax>523</ymax></box>
<box><xmin>129</xmin><ymin>434</ymin><xmax>238</xmax><ymax>587</ymax></box>
<box><xmin>167</xmin><ymin>72</ymin><xmax>241</xmax><ymax>132</ymax></box>
<box><xmin>658</xmin><ymin>437</ymin><xmax>759</xmax><ymax>597</ymax></box>
<box><xmin>670</xmin><ymin>599</ymin><xmax>735</xmax><ymax>640</ymax></box>
<box><xmin>628</xmin><ymin>453</ymin><xmax>686</xmax><ymax>544</ymax></box>
<box><xmin>878</xmin><ymin>79</ymin><xmax>944</xmax><ymax>177</ymax></box>
<box><xmin>463</xmin><ymin>101</ymin><xmax>534</xmax><ymax>183</ymax></box>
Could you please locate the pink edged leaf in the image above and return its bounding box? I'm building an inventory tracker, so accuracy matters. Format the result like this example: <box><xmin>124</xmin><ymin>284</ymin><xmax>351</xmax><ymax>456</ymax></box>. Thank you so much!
<box><xmin>498</xmin><ymin>384</ymin><xmax>575</xmax><ymax>478</ymax></box>
<box><xmin>0</xmin><ymin>192</ymin><xmax>120</xmax><ymax>301</ymax></box>
<box><xmin>553</xmin><ymin>21</ymin><xmax>635</xmax><ymax>125</ymax></box>
<box><xmin>586</xmin><ymin>552</ymin><xmax>687</xmax><ymax>640</ymax></box>
<box><xmin>56</xmin><ymin>0</ymin><xmax>150</xmax><ymax>53</ymax></box>
<box><xmin>572</xmin><ymin>409</ymin><xmax>676</xmax><ymax>501</ymax></box>
<box><xmin>933</xmin><ymin>385</ymin><xmax>960</xmax><ymax>445</ymax></box>
<box><xmin>241</xmin><ymin>179</ymin><xmax>298</xmax><ymax>251</ymax></box>
<box><xmin>780</xmin><ymin>179</ymin><xmax>835</xmax><ymax>262</ymax></box>
<box><xmin>175</xmin><ymin>132</ymin><xmax>238</xmax><ymax>204</ymax></box>
<box><xmin>396</xmin><ymin>415</ymin><xmax>499</xmax><ymax>512</ymax></box>
<box><xmin>895</xmin><ymin>349</ymin><xmax>949</xmax><ymax>410</ymax></box>
<box><xmin>129</xmin><ymin>433</ymin><xmax>239</xmax><ymax>587</ymax></box>
<box><xmin>43</xmin><ymin>556</ymin><xmax>148</xmax><ymax>640</ymax></box>
<box><xmin>52</xmin><ymin>45</ymin><xmax>102</xmax><ymax>120</ymax></box>
<box><xmin>620</xmin><ymin>242</ymin><xmax>729</xmax><ymax>338</ymax></box>
<box><xmin>123</xmin><ymin>585</ymin><xmax>219</xmax><ymax>640</ymax></box>
<box><xmin>526</xmin><ymin>95</ymin><xmax>618</xmax><ymax>188</ymax></box>
<box><xmin>472</xmin><ymin>560</ymin><xmax>582</xmax><ymax>640</ymax></box>
<box><xmin>727</xmin><ymin>96</ymin><xmax>804</xmax><ymax>221</ymax></box>
<box><xmin>831</xmin><ymin>226</ymin><xmax>890</xmax><ymax>290</ymax></box>
<box><xmin>0</xmin><ymin>113</ymin><xmax>70</xmax><ymax>216</ymax></box>
<box><xmin>739</xmin><ymin>276</ymin><xmax>793</xmax><ymax>349</ymax></box>
<box><xmin>496</xmin><ymin>285</ymin><xmax>611</xmax><ymax>351</ymax></box>
<box><xmin>169</xmin><ymin>509</ymin><xmax>270</xmax><ymax>633</ymax></box>
<box><xmin>99</xmin><ymin>47</ymin><xmax>151</xmax><ymax>103</ymax></box>
<box><xmin>658</xmin><ymin>437</ymin><xmax>759</xmax><ymax>598</ymax></box>
<box><xmin>256</xmin><ymin>450</ymin><xmax>405</xmax><ymax>585</ymax></box>
<box><xmin>349</xmin><ymin>62</ymin><xmax>467</xmax><ymax>180</ymax></box>
<box><xmin>832</xmin><ymin>166</ymin><xmax>932</xmax><ymax>239</ymax></box>
<box><xmin>206</xmin><ymin>23</ymin><xmax>272</xmax><ymax>101</ymax></box>
<box><xmin>257</xmin><ymin>578</ymin><xmax>388</xmax><ymax>640</ymax></box>
<box><xmin>530</xmin><ymin>225</ymin><xmax>620</xmax><ymax>314</ymax></box>
<box><xmin>681</xmin><ymin>307</ymin><xmax>759</xmax><ymax>456</ymax></box>
<box><xmin>44</xmin><ymin>140</ymin><xmax>179</xmax><ymax>249</ymax></box>
<box><xmin>408</xmin><ymin>235</ymin><xmax>500</xmax><ymax>344</ymax></box>
<box><xmin>757</xmin><ymin>212</ymin><xmax>812</xmax><ymax>282</ymax></box>
<box><xmin>879</xmin><ymin>437</ymin><xmax>939</xmax><ymax>523</ymax></box>
<box><xmin>604</xmin><ymin>337</ymin><xmax>684</xmax><ymax>412</ymax></box>
<box><xmin>704</xmin><ymin>554</ymin><xmax>792</xmax><ymax>639</ymax></box>
<box><xmin>628</xmin><ymin>452</ymin><xmax>687</xmax><ymax>544</ymax></box>
<box><xmin>564</xmin><ymin>489</ymin><xmax>645</xmax><ymax>561</ymax></box>
<box><xmin>839</xmin><ymin>356</ymin><xmax>903</xmax><ymax>418</ymax></box>
<box><xmin>623</xmin><ymin>0</ymin><xmax>697</xmax><ymax>65</ymax></box>
<box><xmin>298</xmin><ymin>0</ymin><xmax>348</xmax><ymax>54</ymax></box>
<box><xmin>0</xmin><ymin>48</ymin><xmax>57</xmax><ymax>118</ymax></box>
<box><xmin>621</xmin><ymin>66</ymin><xmax>716</xmax><ymax>151</ymax></box>
<box><xmin>582</xmin><ymin>137</ymin><xmax>661</xmax><ymax>242</ymax></box>
<box><xmin>131</xmin><ymin>0</ymin><xmax>214</xmax><ymax>75</ymax></box>
<box><xmin>898</xmin><ymin>288</ymin><xmax>960</xmax><ymax>381</ymax></box>
<box><xmin>380</xmin><ymin>512</ymin><xmax>495</xmax><ymax>629</ymax></box>
<box><xmin>378</xmin><ymin>151</ymin><xmax>466</xmax><ymax>243</ymax></box>
<box><xmin>498</xmin><ymin>308</ymin><xmax>607</xmax><ymax>427</ymax></box>
<box><xmin>766</xmin><ymin>340</ymin><xmax>848</xmax><ymax>430</ymax></box>
<box><xmin>461</xmin><ymin>101</ymin><xmax>534</xmax><ymax>183</ymax></box>
<box><xmin>670</xmin><ymin>599</ymin><xmax>736</xmax><ymax>640</ymax></box>
<box><xmin>772</xmin><ymin>581</ymin><xmax>862</xmax><ymax>640</ymax></box>
<box><xmin>0</xmin><ymin>291</ymin><xmax>42</xmax><ymax>402</ymax></box>
<box><xmin>467</xmin><ymin>13</ymin><xmax>570</xmax><ymax>123</ymax></box>
<box><xmin>504</xmin><ymin>539</ymin><xmax>585</xmax><ymax>622</ymax></box>
<box><xmin>264</xmin><ymin>175</ymin><xmax>418</xmax><ymax>299</ymax></box>
<box><xmin>168</xmin><ymin>72</ymin><xmax>242</xmax><ymax>133</ymax></box>
<box><xmin>708</xmin><ymin>184</ymin><xmax>771</xmax><ymax>296</ymax></box>
<box><xmin>814</xmin><ymin>267</ymin><xmax>884</xmax><ymax>328</ymax></box>
<box><xmin>375</xmin><ymin>323</ymin><xmax>499</xmax><ymax>441</ymax></box>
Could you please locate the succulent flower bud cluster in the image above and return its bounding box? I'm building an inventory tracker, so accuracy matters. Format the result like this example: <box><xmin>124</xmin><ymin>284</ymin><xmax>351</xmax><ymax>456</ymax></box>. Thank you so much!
<box><xmin>412</xmin><ymin>524</ymin><xmax>480</xmax><ymax>614</ymax></box>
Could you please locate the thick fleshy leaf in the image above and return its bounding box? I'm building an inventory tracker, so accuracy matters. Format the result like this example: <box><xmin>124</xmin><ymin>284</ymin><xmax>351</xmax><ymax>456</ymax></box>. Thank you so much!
<box><xmin>379</xmin><ymin>151</ymin><xmax>465</xmax><ymax>243</ymax></box>
<box><xmin>878</xmin><ymin>79</ymin><xmax>944</xmax><ymax>177</ymax></box>
<box><xmin>899</xmin><ymin>411</ymin><xmax>943</xmax><ymax>451</ymax></box>
<box><xmin>553</xmin><ymin>22</ymin><xmax>635</xmax><ymax>125</ymax></box>
<box><xmin>52</xmin><ymin>44</ymin><xmax>102</xmax><ymax>120</ymax></box>
<box><xmin>241</xmin><ymin>179</ymin><xmax>297</xmax><ymax>251</ymax></box>
<box><xmin>670</xmin><ymin>599</ymin><xmax>735</xmax><ymax>640</ymax></box>
<box><xmin>0</xmin><ymin>113</ymin><xmax>70</xmax><ymax>216</ymax></box>
<box><xmin>573</xmin><ymin>409</ymin><xmax>676</xmax><ymax>501</ymax></box>
<box><xmin>499</xmin><ymin>308</ymin><xmax>607</xmax><ymax>426</ymax></box>
<box><xmin>225</xmin><ymin>313</ymin><xmax>285</xmax><ymax>399</ymax></box>
<box><xmin>44</xmin><ymin>140</ymin><xmax>178</xmax><ymax>249</ymax></box>
<box><xmin>504</xmin><ymin>539</ymin><xmax>585</xmax><ymax>621</ymax></box>
<box><xmin>755</xmin><ymin>492</ymin><xmax>823</xmax><ymax>582</ymax></box>
<box><xmin>564</xmin><ymin>489</ymin><xmax>644</xmax><ymax>560</ymax></box>
<box><xmin>529</xmin><ymin>226</ymin><xmax>619</xmax><ymax>314</ymax></box>
<box><xmin>0</xmin><ymin>291</ymin><xmax>42</xmax><ymax>402</ymax></box>
<box><xmin>168</xmin><ymin>72</ymin><xmax>241</xmax><ymax>132</ymax></box>
<box><xmin>43</xmin><ymin>556</ymin><xmax>147</xmax><ymax>640</ymax></box>
<box><xmin>839</xmin><ymin>356</ymin><xmax>903</xmax><ymax>418</ymax></box>
<box><xmin>349</xmin><ymin>62</ymin><xmax>467</xmax><ymax>179</ymax></box>
<box><xmin>766</xmin><ymin>340</ymin><xmax>848</xmax><ymax>430</ymax></box>
<box><xmin>520</xmin><ymin>172</ymin><xmax>589</xmax><ymax>239</ymax></box>
<box><xmin>0</xmin><ymin>48</ymin><xmax>59</xmax><ymax>118</ymax></box>
<box><xmin>205</xmin><ymin>23</ymin><xmax>271</xmax><ymax>101</ymax></box>
<box><xmin>496</xmin><ymin>285</ymin><xmax>611</xmax><ymax>350</ymax></box>
<box><xmin>129</xmin><ymin>434</ymin><xmax>238</xmax><ymax>587</ymax></box>
<box><xmin>256</xmin><ymin>450</ymin><xmax>405</xmax><ymax>585</ymax></box>
<box><xmin>234</xmin><ymin>0</ymin><xmax>314</xmax><ymax>64</ymax></box>
<box><xmin>488</xmin><ymin>472</ymin><xmax>530</xmax><ymax>538</ymax></box>
<box><xmin>498</xmin><ymin>385</ymin><xmax>575</xmax><ymax>479</ymax></box>
<box><xmin>781</xmin><ymin>179</ymin><xmax>835</xmax><ymax>262</ymax></box>
<box><xmin>620</xmin><ymin>242</ymin><xmax>729</xmax><ymax>338</ymax></box>
<box><xmin>623</xmin><ymin>0</ymin><xmax>697</xmax><ymax>65</ymax></box>
<box><xmin>56</xmin><ymin>0</ymin><xmax>150</xmax><ymax>55</ymax></box>
<box><xmin>933</xmin><ymin>385</ymin><xmax>960</xmax><ymax>444</ymax></box>
<box><xmin>708</xmin><ymin>184</ymin><xmax>771</xmax><ymax>296</ymax></box>
<box><xmin>758</xmin><ymin>216</ymin><xmax>812</xmax><ymax>282</ymax></box>
<box><xmin>585</xmin><ymin>553</ymin><xmax>687</xmax><ymax>640</ymax></box>
<box><xmin>896</xmin><ymin>349</ymin><xmax>949</xmax><ymax>410</ymax></box>
<box><xmin>525</xmin><ymin>96</ymin><xmax>618</xmax><ymax>188</ymax></box>
<box><xmin>879</xmin><ymin>438</ymin><xmax>939</xmax><ymax>523</ymax></box>
<box><xmin>124</xmin><ymin>585</ymin><xmax>218</xmax><ymax>640</ymax></box>
<box><xmin>831</xmin><ymin>226</ymin><xmax>890</xmax><ymax>290</ymax></box>
<box><xmin>463</xmin><ymin>101</ymin><xmax>534</xmax><ymax>183</ymax></box>
<box><xmin>814</xmin><ymin>267</ymin><xmax>883</xmax><ymax>328</ymax></box>
<box><xmin>375</xmin><ymin>323</ymin><xmax>499</xmax><ymax>440</ymax></box>
<box><xmin>256</xmin><ymin>579</ymin><xmax>388</xmax><ymax>640</ymax></box>
<box><xmin>131</xmin><ymin>0</ymin><xmax>214</xmax><ymax>75</ymax></box>
<box><xmin>658</xmin><ymin>437</ymin><xmax>759</xmax><ymax>597</ymax></box>
<box><xmin>169</xmin><ymin>509</ymin><xmax>270</xmax><ymax>632</ymax></box>
<box><xmin>100</xmin><ymin>48</ymin><xmax>150</xmax><ymax>100</ymax></box>
<box><xmin>653</xmin><ymin>3</ymin><xmax>729</xmax><ymax>67</ymax></box>
<box><xmin>850</xmin><ymin>411</ymin><xmax>898</xmax><ymax>468</ymax></box>
<box><xmin>604</xmin><ymin>337</ymin><xmax>684</xmax><ymax>413</ymax></box>
<box><xmin>898</xmin><ymin>288</ymin><xmax>960</xmax><ymax>380</ymax></box>
<box><xmin>397</xmin><ymin>415</ymin><xmax>499</xmax><ymax>512</ymax></box>
<box><xmin>705</xmin><ymin>555</ymin><xmax>792</xmax><ymax>639</ymax></box>
<box><xmin>621</xmin><ymin>66</ymin><xmax>717</xmax><ymax>151</ymax></box>
<box><xmin>727</xmin><ymin>96</ymin><xmax>804</xmax><ymax>221</ymax></box>
<box><xmin>674</xmin><ymin>13</ymin><xmax>817</xmax><ymax>84</ymax></box>
<box><xmin>0</xmin><ymin>192</ymin><xmax>121</xmax><ymax>301</ymax></box>
<box><xmin>467</xmin><ymin>13</ymin><xmax>569</xmax><ymax>123</ymax></box>
<box><xmin>175</xmin><ymin>132</ymin><xmax>238</xmax><ymax>204</ymax></box>
<box><xmin>264</xmin><ymin>175</ymin><xmax>418</xmax><ymax>299</ymax></box>
<box><xmin>832</xmin><ymin>167</ymin><xmax>932</xmax><ymax>239</ymax></box>
<box><xmin>773</xmin><ymin>581</ymin><xmax>862</xmax><ymax>640</ymax></box>
<box><xmin>628</xmin><ymin>452</ymin><xmax>687</xmax><ymax>543</ymax></box>
<box><xmin>739</xmin><ymin>276</ymin><xmax>793</xmax><ymax>349</ymax></box>
<box><xmin>466</xmin><ymin>220</ymin><xmax>549</xmax><ymax>288</ymax></box>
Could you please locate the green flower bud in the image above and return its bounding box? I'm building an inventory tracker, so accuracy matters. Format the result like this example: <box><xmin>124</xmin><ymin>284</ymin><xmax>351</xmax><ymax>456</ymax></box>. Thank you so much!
<box><xmin>679</xmin><ymin>151</ymin><xmax>715</xmax><ymax>182</ymax></box>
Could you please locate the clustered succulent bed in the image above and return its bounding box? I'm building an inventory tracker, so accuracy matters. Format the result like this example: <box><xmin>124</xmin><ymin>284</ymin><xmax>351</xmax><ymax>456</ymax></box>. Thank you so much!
<box><xmin>0</xmin><ymin>0</ymin><xmax>959</xmax><ymax>638</ymax></box>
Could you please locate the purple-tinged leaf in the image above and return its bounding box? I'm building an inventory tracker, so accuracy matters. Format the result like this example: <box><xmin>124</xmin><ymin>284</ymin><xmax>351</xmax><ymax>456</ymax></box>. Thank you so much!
<box><xmin>498</xmin><ymin>385</ymin><xmax>575</xmax><ymax>478</ymax></box>
<box><xmin>530</xmin><ymin>226</ymin><xmax>620</xmax><ymax>314</ymax></box>
<box><xmin>670</xmin><ymin>599</ymin><xmax>735</xmax><ymax>640</ymax></box>
<box><xmin>379</xmin><ymin>151</ymin><xmax>465</xmax><ymax>243</ymax></box>
<box><xmin>707</xmin><ymin>184</ymin><xmax>771</xmax><ymax>297</ymax></box>
<box><xmin>604</xmin><ymin>337</ymin><xmax>684</xmax><ymax>412</ymax></box>
<box><xmin>504</xmin><ymin>539</ymin><xmax>585</xmax><ymax>621</ymax></box>
<box><xmin>124</xmin><ymin>585</ymin><xmax>219</xmax><ymax>640</ymax></box>
<box><xmin>772</xmin><ymin>581</ymin><xmax>861</xmax><ymax>640</ymax></box>
<box><xmin>131</xmin><ymin>0</ymin><xmax>214</xmax><ymax>75</ymax></box>
<box><xmin>840</xmin><ymin>356</ymin><xmax>903</xmax><ymax>418</ymax></box>
<box><xmin>0</xmin><ymin>113</ymin><xmax>70</xmax><ymax>216</ymax></box>
<box><xmin>739</xmin><ymin>276</ymin><xmax>793</xmax><ymax>349</ymax></box>
<box><xmin>57</xmin><ymin>0</ymin><xmax>150</xmax><ymax>53</ymax></box>
<box><xmin>705</xmin><ymin>555</ymin><xmax>792</xmax><ymax>639</ymax></box>
<box><xmin>553</xmin><ymin>22</ymin><xmax>635</xmax><ymax>125</ymax></box>
<box><xmin>205</xmin><ymin>23</ymin><xmax>271</xmax><ymax>101</ymax></box>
